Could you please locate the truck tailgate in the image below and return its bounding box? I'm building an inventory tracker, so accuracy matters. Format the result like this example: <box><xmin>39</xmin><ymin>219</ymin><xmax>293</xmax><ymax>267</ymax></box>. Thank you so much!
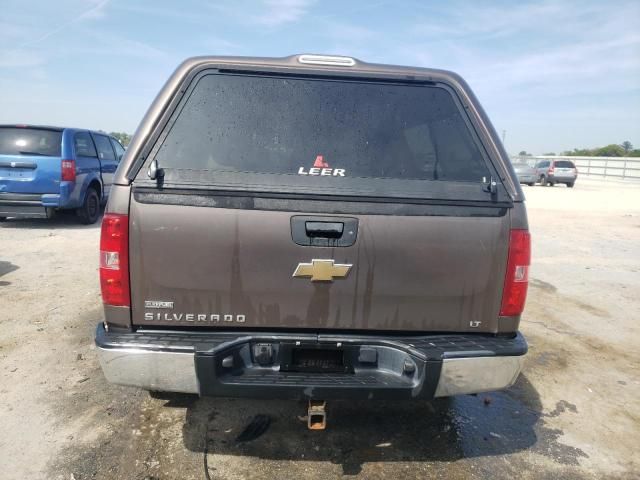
<box><xmin>129</xmin><ymin>195</ymin><xmax>509</xmax><ymax>333</ymax></box>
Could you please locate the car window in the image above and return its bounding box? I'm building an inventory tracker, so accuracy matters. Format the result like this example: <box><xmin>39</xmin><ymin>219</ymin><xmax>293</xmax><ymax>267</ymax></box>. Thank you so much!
<box><xmin>151</xmin><ymin>73</ymin><xmax>492</xmax><ymax>199</ymax></box>
<box><xmin>0</xmin><ymin>127</ymin><xmax>62</xmax><ymax>156</ymax></box>
<box><xmin>110</xmin><ymin>138</ymin><xmax>125</xmax><ymax>162</ymax></box>
<box><xmin>74</xmin><ymin>132</ymin><xmax>97</xmax><ymax>157</ymax></box>
<box><xmin>554</xmin><ymin>161</ymin><xmax>574</xmax><ymax>168</ymax></box>
<box><xmin>93</xmin><ymin>134</ymin><xmax>115</xmax><ymax>161</ymax></box>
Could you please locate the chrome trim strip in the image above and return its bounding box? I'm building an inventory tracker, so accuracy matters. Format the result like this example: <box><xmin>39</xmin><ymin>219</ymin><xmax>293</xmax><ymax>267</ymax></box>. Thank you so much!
<box><xmin>434</xmin><ymin>355</ymin><xmax>524</xmax><ymax>397</ymax></box>
<box><xmin>97</xmin><ymin>346</ymin><xmax>198</xmax><ymax>394</ymax></box>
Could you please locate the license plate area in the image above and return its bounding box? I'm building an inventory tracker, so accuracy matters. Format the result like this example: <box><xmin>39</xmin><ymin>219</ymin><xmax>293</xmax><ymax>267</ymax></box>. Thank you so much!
<box><xmin>280</xmin><ymin>343</ymin><xmax>352</xmax><ymax>373</ymax></box>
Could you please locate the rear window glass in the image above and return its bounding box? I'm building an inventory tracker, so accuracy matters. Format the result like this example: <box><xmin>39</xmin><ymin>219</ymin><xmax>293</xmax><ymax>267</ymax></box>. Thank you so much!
<box><xmin>152</xmin><ymin>74</ymin><xmax>491</xmax><ymax>198</ymax></box>
<box><xmin>554</xmin><ymin>161</ymin><xmax>575</xmax><ymax>168</ymax></box>
<box><xmin>0</xmin><ymin>128</ymin><xmax>61</xmax><ymax>156</ymax></box>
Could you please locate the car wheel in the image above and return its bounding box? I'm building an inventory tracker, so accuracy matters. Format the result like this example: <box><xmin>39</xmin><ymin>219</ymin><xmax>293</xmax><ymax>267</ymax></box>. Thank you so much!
<box><xmin>549</xmin><ymin>182</ymin><xmax>555</xmax><ymax>187</ymax></box>
<box><xmin>567</xmin><ymin>182</ymin><xmax>575</xmax><ymax>188</ymax></box>
<box><xmin>540</xmin><ymin>176</ymin><xmax>547</xmax><ymax>186</ymax></box>
<box><xmin>0</xmin><ymin>216</ymin><xmax>7</xmax><ymax>222</ymax></box>
<box><xmin>77</xmin><ymin>188</ymin><xmax>100</xmax><ymax>225</ymax></box>
<box><xmin>528</xmin><ymin>182</ymin><xmax>535</xmax><ymax>187</ymax></box>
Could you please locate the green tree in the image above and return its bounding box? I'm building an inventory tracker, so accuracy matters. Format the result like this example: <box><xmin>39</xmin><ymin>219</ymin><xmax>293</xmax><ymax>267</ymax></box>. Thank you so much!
<box><xmin>109</xmin><ymin>132</ymin><xmax>132</xmax><ymax>147</ymax></box>
<box><xmin>628</xmin><ymin>149</ymin><xmax>640</xmax><ymax>157</ymax></box>
<box><xmin>594</xmin><ymin>144</ymin><xmax>625</xmax><ymax>157</ymax></box>
<box><xmin>621</xmin><ymin>141</ymin><xmax>633</xmax><ymax>153</ymax></box>
<box><xmin>565</xmin><ymin>148</ymin><xmax>594</xmax><ymax>156</ymax></box>
<box><xmin>518</xmin><ymin>150</ymin><xmax>530</xmax><ymax>156</ymax></box>
<box><xmin>543</xmin><ymin>152</ymin><xmax>556</xmax><ymax>156</ymax></box>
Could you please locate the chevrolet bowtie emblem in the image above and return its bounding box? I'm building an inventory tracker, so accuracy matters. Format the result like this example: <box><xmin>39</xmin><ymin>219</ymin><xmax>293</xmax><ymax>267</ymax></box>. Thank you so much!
<box><xmin>293</xmin><ymin>259</ymin><xmax>352</xmax><ymax>282</ymax></box>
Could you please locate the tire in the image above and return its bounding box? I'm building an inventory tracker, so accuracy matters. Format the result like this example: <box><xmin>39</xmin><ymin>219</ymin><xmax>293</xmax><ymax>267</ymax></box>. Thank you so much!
<box><xmin>567</xmin><ymin>182</ymin><xmax>575</xmax><ymax>188</ymax></box>
<box><xmin>548</xmin><ymin>181</ymin><xmax>555</xmax><ymax>187</ymax></box>
<box><xmin>76</xmin><ymin>188</ymin><xmax>100</xmax><ymax>224</ymax></box>
<box><xmin>528</xmin><ymin>182</ymin><xmax>535</xmax><ymax>187</ymax></box>
<box><xmin>0</xmin><ymin>217</ymin><xmax>7</xmax><ymax>222</ymax></box>
<box><xmin>540</xmin><ymin>175</ymin><xmax>547</xmax><ymax>186</ymax></box>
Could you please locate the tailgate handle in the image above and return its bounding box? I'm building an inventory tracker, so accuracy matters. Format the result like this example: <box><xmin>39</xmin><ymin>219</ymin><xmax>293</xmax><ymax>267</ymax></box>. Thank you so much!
<box><xmin>305</xmin><ymin>221</ymin><xmax>344</xmax><ymax>238</ymax></box>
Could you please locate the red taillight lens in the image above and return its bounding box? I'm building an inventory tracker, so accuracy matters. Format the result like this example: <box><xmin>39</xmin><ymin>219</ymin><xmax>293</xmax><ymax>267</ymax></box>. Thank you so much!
<box><xmin>61</xmin><ymin>159</ymin><xmax>76</xmax><ymax>182</ymax></box>
<box><xmin>100</xmin><ymin>213</ymin><xmax>130</xmax><ymax>307</ymax></box>
<box><xmin>500</xmin><ymin>229</ymin><xmax>531</xmax><ymax>317</ymax></box>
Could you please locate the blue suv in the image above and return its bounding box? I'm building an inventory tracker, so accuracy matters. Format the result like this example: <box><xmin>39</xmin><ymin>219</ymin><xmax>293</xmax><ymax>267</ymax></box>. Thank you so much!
<box><xmin>0</xmin><ymin>125</ymin><xmax>125</xmax><ymax>224</ymax></box>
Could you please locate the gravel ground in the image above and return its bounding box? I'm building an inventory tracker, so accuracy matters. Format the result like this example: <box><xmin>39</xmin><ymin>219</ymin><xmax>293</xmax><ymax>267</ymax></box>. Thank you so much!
<box><xmin>0</xmin><ymin>178</ymin><xmax>638</xmax><ymax>479</ymax></box>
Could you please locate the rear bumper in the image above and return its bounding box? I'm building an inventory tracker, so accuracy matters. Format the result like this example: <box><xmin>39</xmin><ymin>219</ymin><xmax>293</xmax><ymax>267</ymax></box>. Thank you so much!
<box><xmin>95</xmin><ymin>324</ymin><xmax>527</xmax><ymax>399</ymax></box>
<box><xmin>517</xmin><ymin>175</ymin><xmax>537</xmax><ymax>184</ymax></box>
<box><xmin>549</xmin><ymin>174</ymin><xmax>577</xmax><ymax>182</ymax></box>
<box><xmin>0</xmin><ymin>187</ymin><xmax>75</xmax><ymax>217</ymax></box>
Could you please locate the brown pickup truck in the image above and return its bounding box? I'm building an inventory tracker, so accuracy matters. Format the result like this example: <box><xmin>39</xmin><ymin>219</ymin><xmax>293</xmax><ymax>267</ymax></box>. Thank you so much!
<box><xmin>96</xmin><ymin>54</ymin><xmax>529</xmax><ymax>407</ymax></box>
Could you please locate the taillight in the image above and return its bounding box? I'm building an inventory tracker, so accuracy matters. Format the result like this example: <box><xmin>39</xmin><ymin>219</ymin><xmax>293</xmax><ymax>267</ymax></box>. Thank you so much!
<box><xmin>100</xmin><ymin>213</ymin><xmax>130</xmax><ymax>307</ymax></box>
<box><xmin>548</xmin><ymin>164</ymin><xmax>555</xmax><ymax>174</ymax></box>
<box><xmin>500</xmin><ymin>229</ymin><xmax>531</xmax><ymax>316</ymax></box>
<box><xmin>61</xmin><ymin>159</ymin><xmax>76</xmax><ymax>182</ymax></box>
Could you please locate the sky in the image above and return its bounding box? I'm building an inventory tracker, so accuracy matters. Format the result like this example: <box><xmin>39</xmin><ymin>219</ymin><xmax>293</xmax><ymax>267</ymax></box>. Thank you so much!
<box><xmin>1</xmin><ymin>0</ymin><xmax>639</xmax><ymax>155</ymax></box>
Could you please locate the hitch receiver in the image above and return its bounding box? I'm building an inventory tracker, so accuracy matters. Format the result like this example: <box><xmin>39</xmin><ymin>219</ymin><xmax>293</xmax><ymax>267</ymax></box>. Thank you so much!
<box><xmin>308</xmin><ymin>400</ymin><xmax>327</xmax><ymax>430</ymax></box>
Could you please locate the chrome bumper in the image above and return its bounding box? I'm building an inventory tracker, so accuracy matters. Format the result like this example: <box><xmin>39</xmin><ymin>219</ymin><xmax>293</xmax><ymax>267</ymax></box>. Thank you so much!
<box><xmin>97</xmin><ymin>336</ymin><xmax>525</xmax><ymax>398</ymax></box>
<box><xmin>97</xmin><ymin>347</ymin><xmax>199</xmax><ymax>393</ymax></box>
<box><xmin>434</xmin><ymin>355</ymin><xmax>524</xmax><ymax>397</ymax></box>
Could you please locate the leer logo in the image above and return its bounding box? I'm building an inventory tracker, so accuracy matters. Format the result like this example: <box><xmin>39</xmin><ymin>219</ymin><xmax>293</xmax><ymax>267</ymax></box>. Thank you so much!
<box><xmin>298</xmin><ymin>155</ymin><xmax>345</xmax><ymax>177</ymax></box>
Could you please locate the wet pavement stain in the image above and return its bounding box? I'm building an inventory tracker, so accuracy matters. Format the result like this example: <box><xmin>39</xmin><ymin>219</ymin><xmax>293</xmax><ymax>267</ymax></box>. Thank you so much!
<box><xmin>544</xmin><ymin>400</ymin><xmax>578</xmax><ymax>418</ymax></box>
<box><xmin>50</xmin><ymin>375</ymin><xmax>594</xmax><ymax>479</ymax></box>
<box><xmin>178</xmin><ymin>375</ymin><xmax>589</xmax><ymax>476</ymax></box>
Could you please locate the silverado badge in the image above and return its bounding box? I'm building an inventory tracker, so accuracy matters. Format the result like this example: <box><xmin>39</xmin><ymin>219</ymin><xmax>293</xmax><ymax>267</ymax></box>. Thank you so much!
<box><xmin>293</xmin><ymin>259</ymin><xmax>352</xmax><ymax>282</ymax></box>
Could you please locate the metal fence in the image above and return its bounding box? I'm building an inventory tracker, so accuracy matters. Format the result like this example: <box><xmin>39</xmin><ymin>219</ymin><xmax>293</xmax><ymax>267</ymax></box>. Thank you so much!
<box><xmin>511</xmin><ymin>155</ymin><xmax>640</xmax><ymax>181</ymax></box>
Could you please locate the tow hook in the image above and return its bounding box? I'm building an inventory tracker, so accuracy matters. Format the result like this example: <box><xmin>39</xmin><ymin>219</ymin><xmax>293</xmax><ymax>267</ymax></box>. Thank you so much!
<box><xmin>307</xmin><ymin>400</ymin><xmax>327</xmax><ymax>430</ymax></box>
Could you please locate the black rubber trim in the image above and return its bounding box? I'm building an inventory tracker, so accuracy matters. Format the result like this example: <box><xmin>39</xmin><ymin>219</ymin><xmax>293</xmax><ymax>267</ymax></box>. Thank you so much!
<box><xmin>0</xmin><ymin>193</ymin><xmax>42</xmax><ymax>204</ymax></box>
<box><xmin>132</xmin><ymin>188</ymin><xmax>510</xmax><ymax>216</ymax></box>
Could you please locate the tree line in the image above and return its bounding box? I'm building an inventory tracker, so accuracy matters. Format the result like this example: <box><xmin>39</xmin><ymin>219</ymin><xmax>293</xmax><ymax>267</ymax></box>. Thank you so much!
<box><xmin>520</xmin><ymin>141</ymin><xmax>639</xmax><ymax>157</ymax></box>
<box><xmin>108</xmin><ymin>132</ymin><xmax>132</xmax><ymax>147</ymax></box>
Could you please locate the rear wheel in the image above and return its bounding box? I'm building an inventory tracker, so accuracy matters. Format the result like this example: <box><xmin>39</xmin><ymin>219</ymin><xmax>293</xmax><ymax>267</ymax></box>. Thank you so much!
<box><xmin>77</xmin><ymin>188</ymin><xmax>100</xmax><ymax>224</ymax></box>
<box><xmin>540</xmin><ymin>176</ymin><xmax>547</xmax><ymax>186</ymax></box>
<box><xmin>567</xmin><ymin>182</ymin><xmax>575</xmax><ymax>188</ymax></box>
<box><xmin>0</xmin><ymin>217</ymin><xmax>7</xmax><ymax>222</ymax></box>
<box><xmin>528</xmin><ymin>182</ymin><xmax>535</xmax><ymax>187</ymax></box>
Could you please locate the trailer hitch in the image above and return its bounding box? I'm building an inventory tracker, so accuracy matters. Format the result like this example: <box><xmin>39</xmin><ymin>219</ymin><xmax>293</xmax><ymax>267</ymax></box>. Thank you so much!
<box><xmin>307</xmin><ymin>400</ymin><xmax>327</xmax><ymax>430</ymax></box>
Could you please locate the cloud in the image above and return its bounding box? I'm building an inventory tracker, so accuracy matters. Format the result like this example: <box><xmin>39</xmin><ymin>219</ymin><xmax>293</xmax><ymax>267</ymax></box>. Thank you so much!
<box><xmin>68</xmin><ymin>29</ymin><xmax>167</xmax><ymax>60</ymax></box>
<box><xmin>253</xmin><ymin>0</ymin><xmax>316</xmax><ymax>27</ymax></box>
<box><xmin>21</xmin><ymin>0</ymin><xmax>110</xmax><ymax>47</ymax></box>
<box><xmin>0</xmin><ymin>50</ymin><xmax>44</xmax><ymax>68</ymax></box>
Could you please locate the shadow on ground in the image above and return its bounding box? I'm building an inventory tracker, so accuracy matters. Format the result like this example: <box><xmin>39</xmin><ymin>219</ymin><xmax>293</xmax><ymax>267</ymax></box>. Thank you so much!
<box><xmin>0</xmin><ymin>210</ymin><xmax>102</xmax><ymax>230</ymax></box>
<box><xmin>147</xmin><ymin>375</ymin><xmax>586</xmax><ymax>476</ymax></box>
<box><xmin>0</xmin><ymin>259</ymin><xmax>19</xmax><ymax>286</ymax></box>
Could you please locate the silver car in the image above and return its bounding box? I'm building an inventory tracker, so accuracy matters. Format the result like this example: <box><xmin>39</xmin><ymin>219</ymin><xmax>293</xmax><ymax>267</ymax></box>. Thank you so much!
<box><xmin>535</xmin><ymin>159</ymin><xmax>578</xmax><ymax>187</ymax></box>
<box><xmin>513</xmin><ymin>162</ymin><xmax>537</xmax><ymax>186</ymax></box>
